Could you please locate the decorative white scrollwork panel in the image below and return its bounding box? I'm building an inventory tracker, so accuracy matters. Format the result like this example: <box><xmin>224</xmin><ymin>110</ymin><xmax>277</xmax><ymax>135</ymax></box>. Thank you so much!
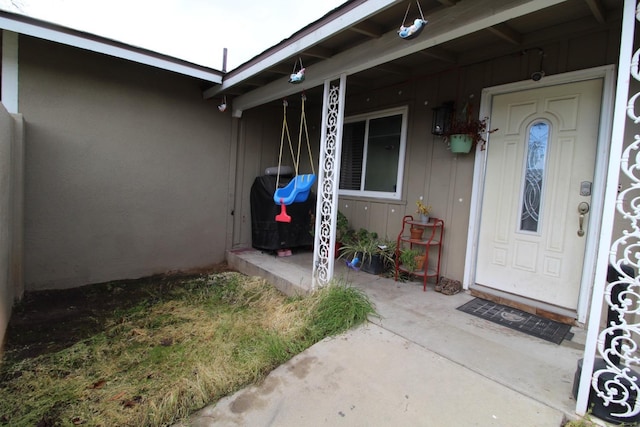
<box><xmin>313</xmin><ymin>82</ymin><xmax>342</xmax><ymax>287</ymax></box>
<box><xmin>591</xmin><ymin>5</ymin><xmax>640</xmax><ymax>418</ymax></box>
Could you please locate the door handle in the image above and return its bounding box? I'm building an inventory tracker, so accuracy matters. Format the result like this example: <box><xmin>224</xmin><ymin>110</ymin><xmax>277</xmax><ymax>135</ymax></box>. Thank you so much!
<box><xmin>577</xmin><ymin>202</ymin><xmax>590</xmax><ymax>237</ymax></box>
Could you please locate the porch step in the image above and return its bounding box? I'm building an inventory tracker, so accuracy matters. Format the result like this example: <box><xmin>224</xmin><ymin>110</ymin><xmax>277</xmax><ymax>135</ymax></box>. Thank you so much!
<box><xmin>226</xmin><ymin>248</ymin><xmax>313</xmax><ymax>296</ymax></box>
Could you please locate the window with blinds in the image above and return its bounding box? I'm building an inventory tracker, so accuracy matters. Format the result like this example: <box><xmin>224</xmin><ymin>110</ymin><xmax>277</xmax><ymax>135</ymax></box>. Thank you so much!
<box><xmin>339</xmin><ymin>106</ymin><xmax>407</xmax><ymax>200</ymax></box>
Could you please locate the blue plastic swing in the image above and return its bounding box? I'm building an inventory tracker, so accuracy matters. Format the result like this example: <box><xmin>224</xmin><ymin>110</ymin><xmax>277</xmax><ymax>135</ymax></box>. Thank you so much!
<box><xmin>273</xmin><ymin>95</ymin><xmax>316</xmax><ymax>223</ymax></box>
<box><xmin>273</xmin><ymin>174</ymin><xmax>316</xmax><ymax>205</ymax></box>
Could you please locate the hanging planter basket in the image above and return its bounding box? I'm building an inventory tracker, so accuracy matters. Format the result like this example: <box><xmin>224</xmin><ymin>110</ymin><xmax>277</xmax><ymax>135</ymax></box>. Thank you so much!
<box><xmin>449</xmin><ymin>134</ymin><xmax>474</xmax><ymax>154</ymax></box>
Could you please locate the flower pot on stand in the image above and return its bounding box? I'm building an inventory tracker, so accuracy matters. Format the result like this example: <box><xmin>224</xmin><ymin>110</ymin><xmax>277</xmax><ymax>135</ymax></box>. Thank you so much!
<box><xmin>415</xmin><ymin>255</ymin><xmax>426</xmax><ymax>271</ymax></box>
<box><xmin>410</xmin><ymin>226</ymin><xmax>424</xmax><ymax>240</ymax></box>
<box><xmin>449</xmin><ymin>134</ymin><xmax>473</xmax><ymax>154</ymax></box>
<box><xmin>419</xmin><ymin>214</ymin><xmax>430</xmax><ymax>223</ymax></box>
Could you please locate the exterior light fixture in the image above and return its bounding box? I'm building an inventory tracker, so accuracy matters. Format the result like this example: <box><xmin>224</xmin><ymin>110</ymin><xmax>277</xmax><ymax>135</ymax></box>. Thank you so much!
<box><xmin>431</xmin><ymin>101</ymin><xmax>454</xmax><ymax>136</ymax></box>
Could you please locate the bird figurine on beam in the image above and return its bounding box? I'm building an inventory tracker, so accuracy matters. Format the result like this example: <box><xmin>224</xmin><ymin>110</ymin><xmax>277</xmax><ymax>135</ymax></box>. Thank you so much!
<box><xmin>218</xmin><ymin>95</ymin><xmax>227</xmax><ymax>112</ymax></box>
<box><xmin>398</xmin><ymin>18</ymin><xmax>427</xmax><ymax>39</ymax></box>
<box><xmin>289</xmin><ymin>67</ymin><xmax>305</xmax><ymax>84</ymax></box>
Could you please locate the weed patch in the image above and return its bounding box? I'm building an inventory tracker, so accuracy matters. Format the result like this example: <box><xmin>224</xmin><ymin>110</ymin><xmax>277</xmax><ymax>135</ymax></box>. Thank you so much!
<box><xmin>0</xmin><ymin>272</ymin><xmax>374</xmax><ymax>426</ymax></box>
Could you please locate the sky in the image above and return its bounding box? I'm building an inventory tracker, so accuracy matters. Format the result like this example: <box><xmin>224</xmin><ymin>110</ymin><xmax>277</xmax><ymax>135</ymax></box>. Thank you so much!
<box><xmin>0</xmin><ymin>0</ymin><xmax>347</xmax><ymax>70</ymax></box>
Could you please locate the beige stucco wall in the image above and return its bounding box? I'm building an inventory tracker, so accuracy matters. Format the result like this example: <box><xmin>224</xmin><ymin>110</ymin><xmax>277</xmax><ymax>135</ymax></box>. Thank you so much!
<box><xmin>233</xmin><ymin>25</ymin><xmax>622</xmax><ymax>282</ymax></box>
<box><xmin>0</xmin><ymin>106</ymin><xmax>10</xmax><ymax>350</ymax></box>
<box><xmin>19</xmin><ymin>36</ymin><xmax>232</xmax><ymax>290</ymax></box>
<box><xmin>0</xmin><ymin>105</ymin><xmax>24</xmax><ymax>350</ymax></box>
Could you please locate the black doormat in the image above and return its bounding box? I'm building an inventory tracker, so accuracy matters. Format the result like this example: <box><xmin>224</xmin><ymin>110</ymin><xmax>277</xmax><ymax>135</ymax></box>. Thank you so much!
<box><xmin>457</xmin><ymin>298</ymin><xmax>572</xmax><ymax>344</ymax></box>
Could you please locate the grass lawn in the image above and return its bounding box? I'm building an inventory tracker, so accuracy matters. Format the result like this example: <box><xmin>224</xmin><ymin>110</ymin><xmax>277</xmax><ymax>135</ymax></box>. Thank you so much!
<box><xmin>0</xmin><ymin>268</ymin><xmax>375</xmax><ymax>426</ymax></box>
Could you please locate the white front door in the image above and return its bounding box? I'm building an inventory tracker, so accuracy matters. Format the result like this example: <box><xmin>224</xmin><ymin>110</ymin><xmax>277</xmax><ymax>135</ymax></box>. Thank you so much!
<box><xmin>476</xmin><ymin>79</ymin><xmax>603</xmax><ymax>311</ymax></box>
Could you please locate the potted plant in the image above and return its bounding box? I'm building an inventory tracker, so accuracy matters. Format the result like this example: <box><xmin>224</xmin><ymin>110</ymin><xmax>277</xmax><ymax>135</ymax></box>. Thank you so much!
<box><xmin>444</xmin><ymin>101</ymin><xmax>498</xmax><ymax>153</ymax></box>
<box><xmin>399</xmin><ymin>247</ymin><xmax>424</xmax><ymax>273</ymax></box>
<box><xmin>415</xmin><ymin>199</ymin><xmax>431</xmax><ymax>223</ymax></box>
<box><xmin>339</xmin><ymin>229</ymin><xmax>395</xmax><ymax>275</ymax></box>
<box><xmin>376</xmin><ymin>238</ymin><xmax>397</xmax><ymax>272</ymax></box>
<box><xmin>410</xmin><ymin>226</ymin><xmax>424</xmax><ymax>240</ymax></box>
<box><xmin>339</xmin><ymin>228</ymin><xmax>375</xmax><ymax>269</ymax></box>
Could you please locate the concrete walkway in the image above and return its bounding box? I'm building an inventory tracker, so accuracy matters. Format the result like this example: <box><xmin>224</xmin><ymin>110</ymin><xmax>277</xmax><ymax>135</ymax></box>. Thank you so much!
<box><xmin>188</xmin><ymin>324</ymin><xmax>566</xmax><ymax>426</ymax></box>
<box><xmin>181</xmin><ymin>249</ymin><xmax>587</xmax><ymax>426</ymax></box>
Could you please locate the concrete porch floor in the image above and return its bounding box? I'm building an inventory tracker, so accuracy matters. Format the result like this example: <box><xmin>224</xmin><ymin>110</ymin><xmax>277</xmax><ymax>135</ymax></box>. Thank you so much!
<box><xmin>224</xmin><ymin>247</ymin><xmax>588</xmax><ymax>424</ymax></box>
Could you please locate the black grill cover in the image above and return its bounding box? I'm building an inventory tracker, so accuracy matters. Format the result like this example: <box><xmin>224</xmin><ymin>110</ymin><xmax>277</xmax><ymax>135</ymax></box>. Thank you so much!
<box><xmin>250</xmin><ymin>175</ymin><xmax>315</xmax><ymax>251</ymax></box>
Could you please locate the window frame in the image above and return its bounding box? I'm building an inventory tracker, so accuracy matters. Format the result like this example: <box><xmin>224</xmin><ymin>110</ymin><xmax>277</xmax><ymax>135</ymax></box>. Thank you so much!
<box><xmin>338</xmin><ymin>106</ymin><xmax>408</xmax><ymax>200</ymax></box>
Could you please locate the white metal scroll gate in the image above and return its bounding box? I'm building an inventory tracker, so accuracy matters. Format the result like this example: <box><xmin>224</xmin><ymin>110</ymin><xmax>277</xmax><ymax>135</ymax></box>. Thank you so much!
<box><xmin>312</xmin><ymin>75</ymin><xmax>346</xmax><ymax>289</ymax></box>
<box><xmin>576</xmin><ymin>0</ymin><xmax>640</xmax><ymax>419</ymax></box>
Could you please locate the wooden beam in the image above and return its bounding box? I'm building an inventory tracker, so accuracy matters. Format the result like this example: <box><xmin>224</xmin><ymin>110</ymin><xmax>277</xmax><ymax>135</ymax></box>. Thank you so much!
<box><xmin>486</xmin><ymin>23</ymin><xmax>523</xmax><ymax>45</ymax></box>
<box><xmin>348</xmin><ymin>20</ymin><xmax>384</xmax><ymax>38</ymax></box>
<box><xmin>434</xmin><ymin>0</ymin><xmax>458</xmax><ymax>5</ymax></box>
<box><xmin>374</xmin><ymin>62</ymin><xmax>409</xmax><ymax>75</ymax></box>
<box><xmin>205</xmin><ymin>85</ymin><xmax>261</xmax><ymax>98</ymax></box>
<box><xmin>520</xmin><ymin>14</ymin><xmax>606</xmax><ymax>47</ymax></box>
<box><xmin>302</xmin><ymin>46</ymin><xmax>334</xmax><ymax>59</ymax></box>
<box><xmin>419</xmin><ymin>46</ymin><xmax>457</xmax><ymax>63</ymax></box>
<box><xmin>584</xmin><ymin>0</ymin><xmax>606</xmax><ymax>24</ymax></box>
<box><xmin>342</xmin><ymin>75</ymin><xmax>370</xmax><ymax>88</ymax></box>
<box><xmin>230</xmin><ymin>0</ymin><xmax>569</xmax><ymax>116</ymax></box>
<box><xmin>240</xmin><ymin>80</ymin><xmax>266</xmax><ymax>88</ymax></box>
<box><xmin>265</xmin><ymin>64</ymin><xmax>294</xmax><ymax>75</ymax></box>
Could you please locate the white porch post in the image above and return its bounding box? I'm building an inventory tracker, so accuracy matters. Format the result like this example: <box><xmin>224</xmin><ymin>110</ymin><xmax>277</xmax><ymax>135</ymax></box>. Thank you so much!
<box><xmin>576</xmin><ymin>0</ymin><xmax>640</xmax><ymax>418</ymax></box>
<box><xmin>312</xmin><ymin>75</ymin><xmax>347</xmax><ymax>289</ymax></box>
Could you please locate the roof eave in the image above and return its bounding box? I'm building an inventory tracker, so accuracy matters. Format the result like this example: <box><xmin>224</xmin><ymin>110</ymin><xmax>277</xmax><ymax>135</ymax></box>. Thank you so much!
<box><xmin>202</xmin><ymin>0</ymin><xmax>401</xmax><ymax>100</ymax></box>
<box><xmin>228</xmin><ymin>0</ymin><xmax>570</xmax><ymax>117</ymax></box>
<box><xmin>0</xmin><ymin>11</ymin><xmax>224</xmax><ymax>84</ymax></box>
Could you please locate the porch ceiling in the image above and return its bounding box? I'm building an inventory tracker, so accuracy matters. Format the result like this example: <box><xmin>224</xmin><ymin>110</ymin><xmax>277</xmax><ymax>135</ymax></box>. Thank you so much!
<box><xmin>204</xmin><ymin>0</ymin><xmax>622</xmax><ymax>117</ymax></box>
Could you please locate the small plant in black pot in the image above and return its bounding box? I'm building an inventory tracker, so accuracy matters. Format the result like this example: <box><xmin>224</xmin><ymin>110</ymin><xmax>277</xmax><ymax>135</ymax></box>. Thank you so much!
<box><xmin>339</xmin><ymin>229</ymin><xmax>396</xmax><ymax>275</ymax></box>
